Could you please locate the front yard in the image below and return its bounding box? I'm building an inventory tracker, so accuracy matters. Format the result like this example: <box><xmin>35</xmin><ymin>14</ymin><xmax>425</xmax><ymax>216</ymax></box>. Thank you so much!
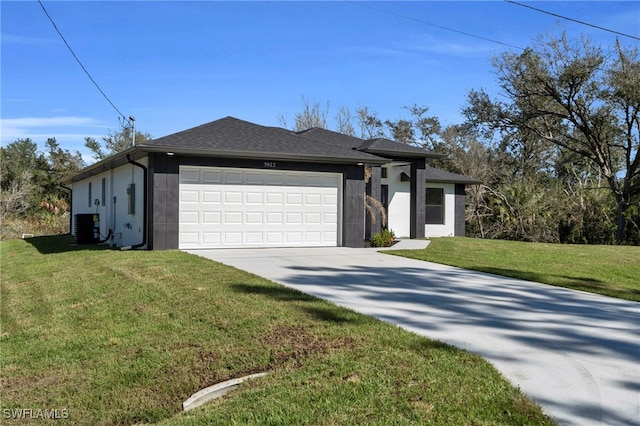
<box><xmin>389</xmin><ymin>237</ymin><xmax>640</xmax><ymax>301</ymax></box>
<box><xmin>1</xmin><ymin>235</ymin><xmax>553</xmax><ymax>425</ymax></box>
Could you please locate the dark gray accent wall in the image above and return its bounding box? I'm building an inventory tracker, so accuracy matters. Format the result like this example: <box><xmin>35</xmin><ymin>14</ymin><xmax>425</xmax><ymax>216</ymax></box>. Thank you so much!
<box><xmin>148</xmin><ymin>154</ymin><xmax>180</xmax><ymax>250</ymax></box>
<box><xmin>410</xmin><ymin>160</ymin><xmax>426</xmax><ymax>239</ymax></box>
<box><xmin>365</xmin><ymin>166</ymin><xmax>382</xmax><ymax>239</ymax></box>
<box><xmin>343</xmin><ymin>165</ymin><xmax>366</xmax><ymax>248</ymax></box>
<box><xmin>455</xmin><ymin>184</ymin><xmax>466</xmax><ymax>237</ymax></box>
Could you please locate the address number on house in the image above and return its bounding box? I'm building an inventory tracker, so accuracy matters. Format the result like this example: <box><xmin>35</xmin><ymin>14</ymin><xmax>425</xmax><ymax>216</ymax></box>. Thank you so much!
<box><xmin>263</xmin><ymin>161</ymin><xmax>277</xmax><ymax>168</ymax></box>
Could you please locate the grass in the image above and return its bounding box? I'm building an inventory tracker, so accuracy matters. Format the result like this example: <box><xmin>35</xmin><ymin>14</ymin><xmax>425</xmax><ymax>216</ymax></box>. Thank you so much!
<box><xmin>0</xmin><ymin>235</ymin><xmax>554</xmax><ymax>425</ymax></box>
<box><xmin>388</xmin><ymin>237</ymin><xmax>640</xmax><ymax>302</ymax></box>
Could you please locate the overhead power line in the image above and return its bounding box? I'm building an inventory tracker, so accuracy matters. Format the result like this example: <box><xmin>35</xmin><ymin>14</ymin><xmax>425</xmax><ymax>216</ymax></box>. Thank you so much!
<box><xmin>348</xmin><ymin>1</ymin><xmax>524</xmax><ymax>50</ymax></box>
<box><xmin>505</xmin><ymin>0</ymin><xmax>640</xmax><ymax>41</ymax></box>
<box><xmin>37</xmin><ymin>0</ymin><xmax>131</xmax><ymax>124</ymax></box>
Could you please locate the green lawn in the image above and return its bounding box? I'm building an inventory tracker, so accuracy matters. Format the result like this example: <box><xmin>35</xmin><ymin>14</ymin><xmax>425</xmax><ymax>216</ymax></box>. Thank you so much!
<box><xmin>388</xmin><ymin>238</ymin><xmax>640</xmax><ymax>301</ymax></box>
<box><xmin>0</xmin><ymin>235</ymin><xmax>554</xmax><ymax>425</ymax></box>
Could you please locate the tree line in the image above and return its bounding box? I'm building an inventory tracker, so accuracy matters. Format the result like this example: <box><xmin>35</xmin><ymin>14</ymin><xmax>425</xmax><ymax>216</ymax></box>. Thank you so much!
<box><xmin>280</xmin><ymin>34</ymin><xmax>639</xmax><ymax>245</ymax></box>
<box><xmin>0</xmin><ymin>128</ymin><xmax>150</xmax><ymax>239</ymax></box>
<box><xmin>1</xmin><ymin>32</ymin><xmax>638</xmax><ymax>244</ymax></box>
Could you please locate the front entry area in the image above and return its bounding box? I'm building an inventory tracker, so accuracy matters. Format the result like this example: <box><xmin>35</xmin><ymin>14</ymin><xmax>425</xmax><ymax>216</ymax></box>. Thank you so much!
<box><xmin>178</xmin><ymin>166</ymin><xmax>341</xmax><ymax>249</ymax></box>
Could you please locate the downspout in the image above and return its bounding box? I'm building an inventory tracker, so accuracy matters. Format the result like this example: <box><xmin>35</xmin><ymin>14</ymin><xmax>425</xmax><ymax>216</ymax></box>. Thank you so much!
<box><xmin>121</xmin><ymin>154</ymin><xmax>147</xmax><ymax>250</ymax></box>
<box><xmin>60</xmin><ymin>183</ymin><xmax>72</xmax><ymax>235</ymax></box>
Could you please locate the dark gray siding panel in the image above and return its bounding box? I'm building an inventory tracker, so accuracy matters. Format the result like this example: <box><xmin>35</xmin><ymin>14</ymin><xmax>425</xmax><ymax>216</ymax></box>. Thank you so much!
<box><xmin>410</xmin><ymin>160</ymin><xmax>426</xmax><ymax>239</ymax></box>
<box><xmin>455</xmin><ymin>183</ymin><xmax>466</xmax><ymax>236</ymax></box>
<box><xmin>343</xmin><ymin>165</ymin><xmax>365</xmax><ymax>248</ymax></box>
<box><xmin>149</xmin><ymin>154</ymin><xmax>180</xmax><ymax>250</ymax></box>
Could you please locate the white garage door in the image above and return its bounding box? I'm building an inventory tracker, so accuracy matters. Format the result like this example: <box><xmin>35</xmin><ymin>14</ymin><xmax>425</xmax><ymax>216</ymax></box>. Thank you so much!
<box><xmin>179</xmin><ymin>166</ymin><xmax>341</xmax><ymax>249</ymax></box>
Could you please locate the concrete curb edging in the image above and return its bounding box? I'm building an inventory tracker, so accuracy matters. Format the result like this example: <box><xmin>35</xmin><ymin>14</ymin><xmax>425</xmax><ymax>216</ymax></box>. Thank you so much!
<box><xmin>182</xmin><ymin>372</ymin><xmax>268</xmax><ymax>411</ymax></box>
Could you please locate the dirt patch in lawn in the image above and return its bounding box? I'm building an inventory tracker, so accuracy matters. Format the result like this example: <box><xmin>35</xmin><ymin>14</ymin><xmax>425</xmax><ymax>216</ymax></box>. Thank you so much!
<box><xmin>260</xmin><ymin>323</ymin><xmax>361</xmax><ymax>367</ymax></box>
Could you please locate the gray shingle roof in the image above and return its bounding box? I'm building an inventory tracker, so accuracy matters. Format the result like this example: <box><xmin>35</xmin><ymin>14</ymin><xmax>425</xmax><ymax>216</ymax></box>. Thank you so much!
<box><xmin>360</xmin><ymin>138</ymin><xmax>443</xmax><ymax>159</ymax></box>
<box><xmin>424</xmin><ymin>165</ymin><xmax>482</xmax><ymax>184</ymax></box>
<box><xmin>297</xmin><ymin>128</ymin><xmax>363</xmax><ymax>149</ymax></box>
<box><xmin>140</xmin><ymin>116</ymin><xmax>386</xmax><ymax>164</ymax></box>
<box><xmin>298</xmin><ymin>128</ymin><xmax>442</xmax><ymax>159</ymax></box>
<box><xmin>69</xmin><ymin>116</ymin><xmax>480</xmax><ymax>185</ymax></box>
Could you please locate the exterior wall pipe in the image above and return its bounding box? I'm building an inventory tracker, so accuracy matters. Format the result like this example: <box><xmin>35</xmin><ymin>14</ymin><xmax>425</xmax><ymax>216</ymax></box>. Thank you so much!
<box><xmin>121</xmin><ymin>154</ymin><xmax>147</xmax><ymax>250</ymax></box>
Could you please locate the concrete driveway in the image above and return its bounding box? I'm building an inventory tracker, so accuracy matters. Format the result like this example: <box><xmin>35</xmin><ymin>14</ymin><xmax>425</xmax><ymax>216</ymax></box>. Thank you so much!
<box><xmin>187</xmin><ymin>245</ymin><xmax>639</xmax><ymax>426</ymax></box>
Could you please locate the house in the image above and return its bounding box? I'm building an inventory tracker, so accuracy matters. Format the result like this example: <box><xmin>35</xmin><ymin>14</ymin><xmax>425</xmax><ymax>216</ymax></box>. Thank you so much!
<box><xmin>67</xmin><ymin>116</ymin><xmax>479</xmax><ymax>250</ymax></box>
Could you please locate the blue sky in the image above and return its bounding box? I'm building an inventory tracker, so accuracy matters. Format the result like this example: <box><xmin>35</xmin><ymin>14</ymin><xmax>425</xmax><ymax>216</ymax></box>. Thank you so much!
<box><xmin>2</xmin><ymin>1</ymin><xmax>639</xmax><ymax>163</ymax></box>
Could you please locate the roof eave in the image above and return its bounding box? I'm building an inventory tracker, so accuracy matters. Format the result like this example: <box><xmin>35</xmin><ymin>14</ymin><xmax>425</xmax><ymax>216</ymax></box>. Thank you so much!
<box><xmin>66</xmin><ymin>146</ymin><xmax>141</xmax><ymax>183</ymax></box>
<box><xmin>427</xmin><ymin>178</ymin><xmax>482</xmax><ymax>184</ymax></box>
<box><xmin>138</xmin><ymin>144</ymin><xmax>389</xmax><ymax>165</ymax></box>
<box><xmin>362</xmin><ymin>148</ymin><xmax>445</xmax><ymax>159</ymax></box>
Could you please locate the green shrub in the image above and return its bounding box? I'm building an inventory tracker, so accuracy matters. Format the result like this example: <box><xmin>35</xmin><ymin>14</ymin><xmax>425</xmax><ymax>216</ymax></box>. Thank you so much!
<box><xmin>370</xmin><ymin>228</ymin><xmax>396</xmax><ymax>247</ymax></box>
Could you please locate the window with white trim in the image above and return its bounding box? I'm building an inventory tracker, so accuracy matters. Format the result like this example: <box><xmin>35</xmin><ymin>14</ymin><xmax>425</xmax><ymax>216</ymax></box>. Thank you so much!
<box><xmin>425</xmin><ymin>187</ymin><xmax>444</xmax><ymax>224</ymax></box>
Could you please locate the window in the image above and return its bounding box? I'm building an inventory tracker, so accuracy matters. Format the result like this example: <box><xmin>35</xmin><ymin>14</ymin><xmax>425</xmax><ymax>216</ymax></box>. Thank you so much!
<box><xmin>88</xmin><ymin>182</ymin><xmax>92</xmax><ymax>207</ymax></box>
<box><xmin>381</xmin><ymin>167</ymin><xmax>387</xmax><ymax>179</ymax></box>
<box><xmin>425</xmin><ymin>188</ymin><xmax>444</xmax><ymax>224</ymax></box>
<box><xmin>127</xmin><ymin>183</ymin><xmax>135</xmax><ymax>215</ymax></box>
<box><xmin>101</xmin><ymin>178</ymin><xmax>106</xmax><ymax>207</ymax></box>
<box><xmin>381</xmin><ymin>185</ymin><xmax>389</xmax><ymax>209</ymax></box>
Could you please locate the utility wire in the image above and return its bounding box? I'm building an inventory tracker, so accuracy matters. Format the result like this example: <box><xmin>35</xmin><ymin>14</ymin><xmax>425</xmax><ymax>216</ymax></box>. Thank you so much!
<box><xmin>348</xmin><ymin>1</ymin><xmax>524</xmax><ymax>50</ymax></box>
<box><xmin>505</xmin><ymin>0</ymin><xmax>640</xmax><ymax>41</ymax></box>
<box><xmin>37</xmin><ymin>0</ymin><xmax>131</xmax><ymax>123</ymax></box>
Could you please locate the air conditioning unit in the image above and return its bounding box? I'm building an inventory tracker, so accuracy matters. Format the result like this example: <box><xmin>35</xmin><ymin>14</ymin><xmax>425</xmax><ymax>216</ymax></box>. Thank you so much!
<box><xmin>74</xmin><ymin>214</ymin><xmax>99</xmax><ymax>244</ymax></box>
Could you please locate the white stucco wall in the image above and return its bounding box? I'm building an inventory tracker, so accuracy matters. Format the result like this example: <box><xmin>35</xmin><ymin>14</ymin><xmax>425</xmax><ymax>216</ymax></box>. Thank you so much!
<box><xmin>71</xmin><ymin>157</ymin><xmax>147</xmax><ymax>248</ymax></box>
<box><xmin>383</xmin><ymin>164</ymin><xmax>411</xmax><ymax>238</ymax></box>
<box><xmin>425</xmin><ymin>182</ymin><xmax>456</xmax><ymax>238</ymax></box>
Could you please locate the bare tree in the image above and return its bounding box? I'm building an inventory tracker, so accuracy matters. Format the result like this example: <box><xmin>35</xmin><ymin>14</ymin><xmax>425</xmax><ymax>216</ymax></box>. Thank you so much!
<box><xmin>0</xmin><ymin>170</ymin><xmax>34</xmax><ymax>221</ymax></box>
<box><xmin>335</xmin><ymin>106</ymin><xmax>356</xmax><ymax>136</ymax></box>
<box><xmin>293</xmin><ymin>96</ymin><xmax>329</xmax><ymax>131</ymax></box>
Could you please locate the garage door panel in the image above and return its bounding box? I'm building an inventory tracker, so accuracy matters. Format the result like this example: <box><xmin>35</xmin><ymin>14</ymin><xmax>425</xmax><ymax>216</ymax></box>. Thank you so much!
<box><xmin>202</xmin><ymin>212</ymin><xmax>221</xmax><ymax>224</ymax></box>
<box><xmin>266</xmin><ymin>192</ymin><xmax>284</xmax><ymax>204</ymax></box>
<box><xmin>179</xmin><ymin>167</ymin><xmax>340</xmax><ymax>248</ymax></box>
<box><xmin>266</xmin><ymin>173</ymin><xmax>285</xmax><ymax>185</ymax></box>
<box><xmin>224</xmin><ymin>192</ymin><xmax>243</xmax><ymax>204</ymax></box>
<box><xmin>180</xmin><ymin>190</ymin><xmax>199</xmax><ymax>203</ymax></box>
<box><xmin>224</xmin><ymin>232</ymin><xmax>243</xmax><ymax>244</ymax></box>
<box><xmin>305</xmin><ymin>212</ymin><xmax>322</xmax><ymax>224</ymax></box>
<box><xmin>286</xmin><ymin>212</ymin><xmax>303</xmax><ymax>224</ymax></box>
<box><xmin>180</xmin><ymin>211</ymin><xmax>199</xmax><ymax>224</ymax></box>
<box><xmin>203</xmin><ymin>232</ymin><xmax>221</xmax><ymax>244</ymax></box>
<box><xmin>324</xmin><ymin>231</ymin><xmax>337</xmax><ymax>243</ymax></box>
<box><xmin>306</xmin><ymin>231</ymin><xmax>321</xmax><ymax>242</ymax></box>
<box><xmin>245</xmin><ymin>232</ymin><xmax>263</xmax><ymax>244</ymax></box>
<box><xmin>246</xmin><ymin>192</ymin><xmax>263</xmax><ymax>204</ymax></box>
<box><xmin>246</xmin><ymin>173</ymin><xmax>264</xmax><ymax>184</ymax></box>
<box><xmin>181</xmin><ymin>169</ymin><xmax>199</xmax><ymax>183</ymax></box>
<box><xmin>266</xmin><ymin>232</ymin><xmax>283</xmax><ymax>243</ymax></box>
<box><xmin>305</xmin><ymin>193</ymin><xmax>322</xmax><ymax>205</ymax></box>
<box><xmin>266</xmin><ymin>212</ymin><xmax>283</xmax><ymax>224</ymax></box>
<box><xmin>202</xmin><ymin>170</ymin><xmax>222</xmax><ymax>183</ymax></box>
<box><xmin>324</xmin><ymin>193</ymin><xmax>338</xmax><ymax>205</ymax></box>
<box><xmin>286</xmin><ymin>231</ymin><xmax>303</xmax><ymax>243</ymax></box>
<box><xmin>224</xmin><ymin>211</ymin><xmax>243</xmax><ymax>224</ymax></box>
<box><xmin>324</xmin><ymin>212</ymin><xmax>338</xmax><ymax>224</ymax></box>
<box><xmin>224</xmin><ymin>171</ymin><xmax>243</xmax><ymax>184</ymax></box>
<box><xmin>202</xmin><ymin>191</ymin><xmax>221</xmax><ymax>203</ymax></box>
<box><xmin>286</xmin><ymin>193</ymin><xmax>303</xmax><ymax>205</ymax></box>
<box><xmin>180</xmin><ymin>232</ymin><xmax>199</xmax><ymax>244</ymax></box>
<box><xmin>246</xmin><ymin>212</ymin><xmax>263</xmax><ymax>224</ymax></box>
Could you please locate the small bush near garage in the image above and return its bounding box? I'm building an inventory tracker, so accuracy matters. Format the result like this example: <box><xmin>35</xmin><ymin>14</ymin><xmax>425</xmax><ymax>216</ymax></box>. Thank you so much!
<box><xmin>370</xmin><ymin>228</ymin><xmax>396</xmax><ymax>247</ymax></box>
<box><xmin>1</xmin><ymin>235</ymin><xmax>554</xmax><ymax>425</ymax></box>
